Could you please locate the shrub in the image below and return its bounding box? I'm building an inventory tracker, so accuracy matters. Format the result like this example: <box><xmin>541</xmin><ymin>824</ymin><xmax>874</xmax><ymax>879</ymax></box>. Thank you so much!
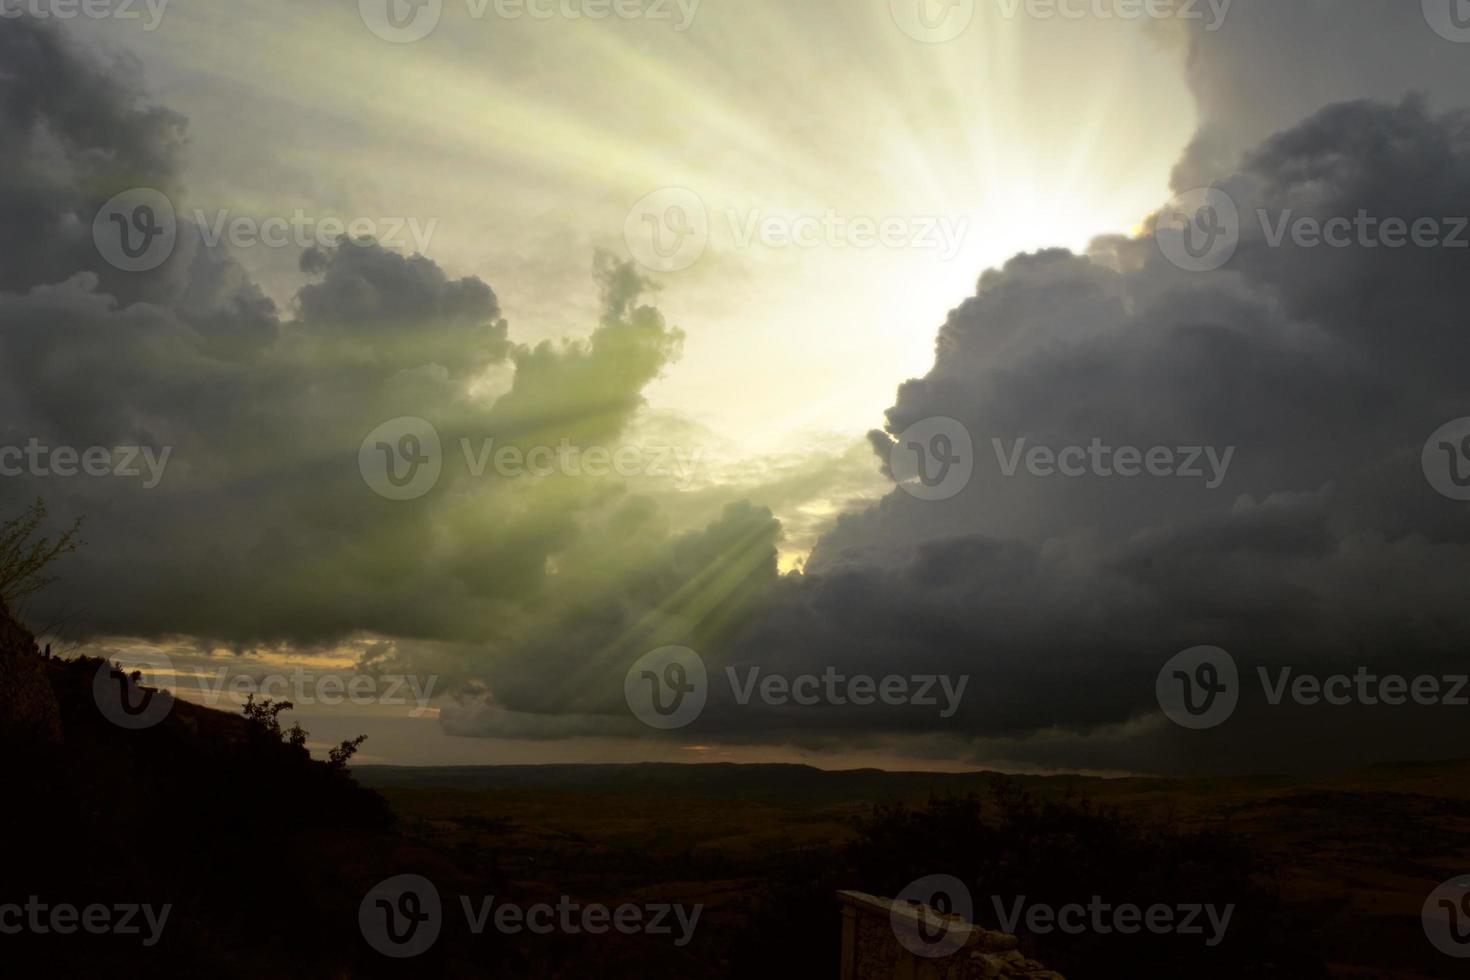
<box><xmin>0</xmin><ymin>498</ymin><xmax>81</xmax><ymax>605</ymax></box>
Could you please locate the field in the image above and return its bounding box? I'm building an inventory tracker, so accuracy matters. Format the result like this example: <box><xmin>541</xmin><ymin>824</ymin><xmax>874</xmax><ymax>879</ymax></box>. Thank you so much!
<box><xmin>357</xmin><ymin>761</ymin><xmax>1470</xmax><ymax>978</ymax></box>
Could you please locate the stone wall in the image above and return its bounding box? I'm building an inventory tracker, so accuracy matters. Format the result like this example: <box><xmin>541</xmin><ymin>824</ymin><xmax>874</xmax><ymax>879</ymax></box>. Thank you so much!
<box><xmin>838</xmin><ymin>891</ymin><xmax>1063</xmax><ymax>980</ymax></box>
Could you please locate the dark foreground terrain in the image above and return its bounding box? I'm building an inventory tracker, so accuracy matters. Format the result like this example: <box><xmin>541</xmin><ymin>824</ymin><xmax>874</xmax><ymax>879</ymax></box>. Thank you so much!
<box><xmin>356</xmin><ymin>760</ymin><xmax>1470</xmax><ymax>978</ymax></box>
<box><xmin>3</xmin><ymin>597</ymin><xmax>1467</xmax><ymax>977</ymax></box>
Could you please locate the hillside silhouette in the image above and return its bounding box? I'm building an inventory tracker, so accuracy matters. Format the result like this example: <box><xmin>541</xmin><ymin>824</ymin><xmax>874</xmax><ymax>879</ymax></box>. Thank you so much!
<box><xmin>6</xmin><ymin>594</ymin><xmax>1468</xmax><ymax>976</ymax></box>
<box><xmin>0</xmin><ymin>597</ymin><xmax>415</xmax><ymax>977</ymax></box>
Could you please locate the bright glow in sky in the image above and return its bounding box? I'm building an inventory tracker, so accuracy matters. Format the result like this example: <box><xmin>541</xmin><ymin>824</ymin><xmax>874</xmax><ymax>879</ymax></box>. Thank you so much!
<box><xmin>74</xmin><ymin>1</ymin><xmax>1195</xmax><ymax>460</ymax></box>
<box><xmin>55</xmin><ymin>2</ymin><xmax>1201</xmax><ymax>768</ymax></box>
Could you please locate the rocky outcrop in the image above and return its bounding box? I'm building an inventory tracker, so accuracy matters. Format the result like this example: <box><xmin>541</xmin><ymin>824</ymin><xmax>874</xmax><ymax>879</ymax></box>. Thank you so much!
<box><xmin>838</xmin><ymin>891</ymin><xmax>1063</xmax><ymax>980</ymax></box>
<box><xmin>0</xmin><ymin>598</ymin><xmax>62</xmax><ymax>744</ymax></box>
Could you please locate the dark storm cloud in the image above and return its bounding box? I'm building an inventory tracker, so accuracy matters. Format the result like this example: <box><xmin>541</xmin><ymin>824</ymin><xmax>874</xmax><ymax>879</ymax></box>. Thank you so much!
<box><xmin>0</xmin><ymin>16</ymin><xmax>706</xmax><ymax>665</ymax></box>
<box><xmin>0</xmin><ymin>17</ymin><xmax>183</xmax><ymax>299</ymax></box>
<box><xmin>1171</xmin><ymin>0</ymin><xmax>1470</xmax><ymax>189</ymax></box>
<box><xmin>657</xmin><ymin>95</ymin><xmax>1470</xmax><ymax>773</ymax></box>
<box><xmin>6</xmin><ymin>10</ymin><xmax>1470</xmax><ymax>774</ymax></box>
<box><xmin>0</xmin><ymin>15</ymin><xmax>279</xmax><ymax>329</ymax></box>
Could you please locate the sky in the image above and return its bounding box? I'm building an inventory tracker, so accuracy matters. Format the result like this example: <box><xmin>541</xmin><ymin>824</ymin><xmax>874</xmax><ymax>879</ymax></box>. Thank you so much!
<box><xmin>4</xmin><ymin>0</ymin><xmax>1470</xmax><ymax>774</ymax></box>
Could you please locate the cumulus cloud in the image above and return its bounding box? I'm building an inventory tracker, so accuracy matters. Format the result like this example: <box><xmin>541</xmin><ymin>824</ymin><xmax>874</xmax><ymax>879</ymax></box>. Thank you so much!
<box><xmin>0</xmin><ymin>17</ymin><xmax>726</xmax><ymax>674</ymax></box>
<box><xmin>680</xmin><ymin>94</ymin><xmax>1470</xmax><ymax>773</ymax></box>
<box><xmin>6</xmin><ymin>9</ymin><xmax>1470</xmax><ymax>774</ymax></box>
<box><xmin>1171</xmin><ymin>1</ymin><xmax>1470</xmax><ymax>189</ymax></box>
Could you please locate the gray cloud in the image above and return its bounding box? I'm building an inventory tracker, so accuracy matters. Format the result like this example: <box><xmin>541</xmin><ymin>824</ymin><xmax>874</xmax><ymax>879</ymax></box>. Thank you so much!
<box><xmin>668</xmin><ymin>94</ymin><xmax>1470</xmax><ymax>773</ymax></box>
<box><xmin>0</xmin><ymin>18</ymin><xmax>701</xmax><ymax>666</ymax></box>
<box><xmin>6</xmin><ymin>9</ymin><xmax>1470</xmax><ymax>774</ymax></box>
<box><xmin>1172</xmin><ymin>1</ymin><xmax>1470</xmax><ymax>189</ymax></box>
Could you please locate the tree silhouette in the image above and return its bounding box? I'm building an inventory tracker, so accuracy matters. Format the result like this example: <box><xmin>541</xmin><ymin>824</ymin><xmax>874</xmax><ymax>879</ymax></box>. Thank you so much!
<box><xmin>241</xmin><ymin>693</ymin><xmax>367</xmax><ymax>769</ymax></box>
<box><xmin>0</xmin><ymin>498</ymin><xmax>82</xmax><ymax>604</ymax></box>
